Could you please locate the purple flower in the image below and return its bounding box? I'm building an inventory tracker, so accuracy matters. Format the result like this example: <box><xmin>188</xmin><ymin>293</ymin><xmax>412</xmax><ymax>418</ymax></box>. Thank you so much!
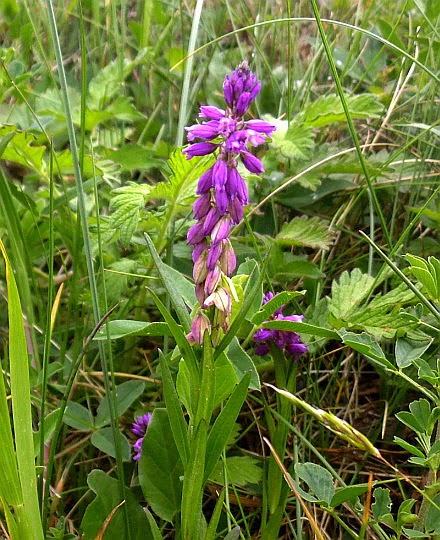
<box><xmin>254</xmin><ymin>293</ymin><xmax>308</xmax><ymax>358</ymax></box>
<box><xmin>184</xmin><ymin>61</ymin><xmax>275</xmax><ymax>345</ymax></box>
<box><xmin>132</xmin><ymin>413</ymin><xmax>152</xmax><ymax>461</ymax></box>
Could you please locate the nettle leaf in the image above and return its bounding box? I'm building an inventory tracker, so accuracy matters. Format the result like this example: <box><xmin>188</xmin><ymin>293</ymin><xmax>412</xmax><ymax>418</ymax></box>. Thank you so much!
<box><xmin>331</xmin><ymin>278</ymin><xmax>417</xmax><ymax>339</ymax></box>
<box><xmin>328</xmin><ymin>269</ymin><xmax>375</xmax><ymax>321</ymax></box>
<box><xmin>105</xmin><ymin>143</ymin><xmax>164</xmax><ymax>173</ymax></box>
<box><xmin>275</xmin><ymin>215</ymin><xmax>332</xmax><ymax>250</ymax></box>
<box><xmin>148</xmin><ymin>149</ymin><xmax>214</xmax><ymax>206</ymax></box>
<box><xmin>0</xmin><ymin>125</ymin><xmax>46</xmax><ymax>174</ymax></box>
<box><xmin>208</xmin><ymin>456</ymin><xmax>262</xmax><ymax>487</ymax></box>
<box><xmin>269</xmin><ymin>118</ymin><xmax>315</xmax><ymax>163</ymax></box>
<box><xmin>302</xmin><ymin>93</ymin><xmax>383</xmax><ymax>128</ymax></box>
<box><xmin>88</xmin><ymin>50</ymin><xmax>149</xmax><ymax>109</ymax></box>
<box><xmin>109</xmin><ymin>182</ymin><xmax>151</xmax><ymax>244</ymax></box>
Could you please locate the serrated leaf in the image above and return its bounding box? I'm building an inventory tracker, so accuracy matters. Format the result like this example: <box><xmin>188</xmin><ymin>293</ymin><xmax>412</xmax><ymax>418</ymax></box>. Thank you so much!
<box><xmin>303</xmin><ymin>93</ymin><xmax>383</xmax><ymax>128</ymax></box>
<box><xmin>295</xmin><ymin>462</ymin><xmax>335</xmax><ymax>505</ymax></box>
<box><xmin>148</xmin><ymin>149</ymin><xmax>214</xmax><ymax>204</ymax></box>
<box><xmin>275</xmin><ymin>215</ymin><xmax>332</xmax><ymax>250</ymax></box>
<box><xmin>270</xmin><ymin>119</ymin><xmax>315</xmax><ymax>163</ymax></box>
<box><xmin>208</xmin><ymin>456</ymin><xmax>262</xmax><ymax>487</ymax></box>
<box><xmin>105</xmin><ymin>144</ymin><xmax>164</xmax><ymax>172</ymax></box>
<box><xmin>328</xmin><ymin>269</ymin><xmax>375</xmax><ymax>321</ymax></box>
<box><xmin>109</xmin><ymin>183</ymin><xmax>151</xmax><ymax>244</ymax></box>
<box><xmin>88</xmin><ymin>53</ymin><xmax>147</xmax><ymax>110</ymax></box>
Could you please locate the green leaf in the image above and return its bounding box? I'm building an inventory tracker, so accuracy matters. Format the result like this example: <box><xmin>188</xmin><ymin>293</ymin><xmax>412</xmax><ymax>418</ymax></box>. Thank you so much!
<box><xmin>269</xmin><ymin>119</ymin><xmax>315</xmax><ymax>162</ymax></box>
<box><xmin>0</xmin><ymin>240</ymin><xmax>44</xmax><ymax>538</ymax></box>
<box><xmin>138</xmin><ymin>408</ymin><xmax>184</xmax><ymax>522</ymax></box>
<box><xmin>105</xmin><ymin>144</ymin><xmax>163</xmax><ymax>172</ymax></box>
<box><xmin>328</xmin><ymin>268</ymin><xmax>375</xmax><ymax>321</ymax></box>
<box><xmin>393</xmin><ymin>437</ymin><xmax>425</xmax><ymax>458</ymax></box>
<box><xmin>330</xmin><ymin>484</ymin><xmax>369</xmax><ymax>507</ymax></box>
<box><xmin>371</xmin><ymin>487</ymin><xmax>393</xmax><ymax>521</ymax></box>
<box><xmin>145</xmin><ymin>234</ymin><xmax>192</xmax><ymax>332</ymax></box>
<box><xmin>295</xmin><ymin>462</ymin><xmax>335</xmax><ymax>505</ymax></box>
<box><xmin>64</xmin><ymin>401</ymin><xmax>94</xmax><ymax>431</ymax></box>
<box><xmin>227</xmin><ymin>338</ymin><xmax>260</xmax><ymax>391</ymax></box>
<box><xmin>208</xmin><ymin>456</ymin><xmax>262</xmax><ymax>487</ymax></box>
<box><xmin>213</xmin><ymin>354</ymin><xmax>238</xmax><ymax>406</ymax></box>
<box><xmin>251</xmin><ymin>291</ymin><xmax>305</xmax><ymax>325</ymax></box>
<box><xmin>339</xmin><ymin>331</ymin><xmax>395</xmax><ymax>369</ymax></box>
<box><xmin>176</xmin><ymin>359</ymin><xmax>194</xmax><ymax>419</ymax></box>
<box><xmin>88</xmin><ymin>54</ymin><xmax>146</xmax><ymax>109</ymax></box>
<box><xmin>80</xmin><ymin>469</ymin><xmax>153</xmax><ymax>540</ymax></box>
<box><xmin>302</xmin><ymin>93</ymin><xmax>383</xmax><ymax>128</ymax></box>
<box><xmin>406</xmin><ymin>254</ymin><xmax>440</xmax><ymax>301</ymax></box>
<box><xmin>262</xmin><ymin>319</ymin><xmax>340</xmax><ymax>340</ymax></box>
<box><xmin>90</xmin><ymin>427</ymin><xmax>131</xmax><ymax>461</ymax></box>
<box><xmin>0</xmin><ymin>124</ymin><xmax>46</xmax><ymax>174</ymax></box>
<box><xmin>204</xmin><ymin>374</ymin><xmax>251</xmax><ymax>484</ymax></box>
<box><xmin>148</xmin><ymin>148</ymin><xmax>214</xmax><ymax>205</ymax></box>
<box><xmin>94</xmin><ymin>320</ymin><xmax>172</xmax><ymax>340</ymax></box>
<box><xmin>159</xmin><ymin>352</ymin><xmax>189</xmax><ymax>467</ymax></box>
<box><xmin>275</xmin><ymin>215</ymin><xmax>332</xmax><ymax>250</ymax></box>
<box><xmin>425</xmin><ymin>494</ymin><xmax>440</xmax><ymax>534</ymax></box>
<box><xmin>95</xmin><ymin>380</ymin><xmax>146</xmax><ymax>428</ymax></box>
<box><xmin>160</xmin><ymin>262</ymin><xmax>197</xmax><ymax>310</ymax></box>
<box><xmin>109</xmin><ymin>183</ymin><xmax>151</xmax><ymax>244</ymax></box>
<box><xmin>395</xmin><ymin>337</ymin><xmax>433</xmax><ymax>368</ymax></box>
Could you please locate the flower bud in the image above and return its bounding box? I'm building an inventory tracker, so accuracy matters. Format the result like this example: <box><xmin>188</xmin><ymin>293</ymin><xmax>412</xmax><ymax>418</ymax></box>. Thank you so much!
<box><xmin>190</xmin><ymin>311</ymin><xmax>212</xmax><ymax>345</ymax></box>
<box><xmin>204</xmin><ymin>265</ymin><xmax>222</xmax><ymax>296</ymax></box>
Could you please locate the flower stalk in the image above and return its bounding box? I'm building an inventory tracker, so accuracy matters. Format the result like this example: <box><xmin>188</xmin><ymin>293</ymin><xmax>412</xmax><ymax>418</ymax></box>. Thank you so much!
<box><xmin>184</xmin><ymin>61</ymin><xmax>275</xmax><ymax>346</ymax></box>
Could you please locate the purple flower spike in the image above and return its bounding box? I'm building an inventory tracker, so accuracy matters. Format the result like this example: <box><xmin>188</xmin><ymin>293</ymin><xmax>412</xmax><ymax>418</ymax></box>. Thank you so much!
<box><xmin>132</xmin><ymin>413</ymin><xmax>152</xmax><ymax>461</ymax></box>
<box><xmin>184</xmin><ymin>61</ymin><xmax>275</xmax><ymax>345</ymax></box>
<box><xmin>253</xmin><ymin>292</ymin><xmax>307</xmax><ymax>358</ymax></box>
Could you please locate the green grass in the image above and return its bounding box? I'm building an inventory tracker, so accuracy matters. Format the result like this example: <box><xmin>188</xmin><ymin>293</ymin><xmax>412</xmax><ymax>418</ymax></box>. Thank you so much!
<box><xmin>0</xmin><ymin>0</ymin><xmax>439</xmax><ymax>538</ymax></box>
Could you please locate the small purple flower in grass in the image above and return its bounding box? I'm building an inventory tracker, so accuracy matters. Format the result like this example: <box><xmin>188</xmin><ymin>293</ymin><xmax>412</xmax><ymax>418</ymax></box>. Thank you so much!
<box><xmin>132</xmin><ymin>413</ymin><xmax>152</xmax><ymax>461</ymax></box>
<box><xmin>184</xmin><ymin>61</ymin><xmax>275</xmax><ymax>346</ymax></box>
<box><xmin>254</xmin><ymin>292</ymin><xmax>308</xmax><ymax>358</ymax></box>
